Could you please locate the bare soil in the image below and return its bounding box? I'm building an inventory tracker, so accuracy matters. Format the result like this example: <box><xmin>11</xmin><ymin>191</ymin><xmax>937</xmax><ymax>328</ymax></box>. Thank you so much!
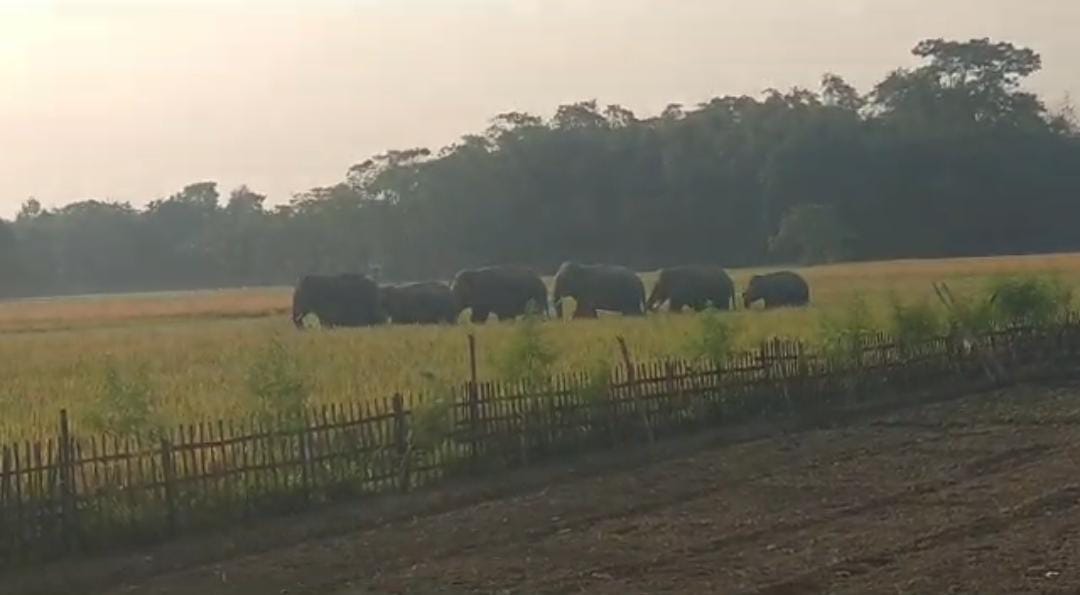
<box><xmin>14</xmin><ymin>381</ymin><xmax>1080</xmax><ymax>594</ymax></box>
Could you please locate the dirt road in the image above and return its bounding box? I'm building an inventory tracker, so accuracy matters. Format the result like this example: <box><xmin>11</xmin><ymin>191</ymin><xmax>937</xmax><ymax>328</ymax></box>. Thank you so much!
<box><xmin>25</xmin><ymin>382</ymin><xmax>1080</xmax><ymax>594</ymax></box>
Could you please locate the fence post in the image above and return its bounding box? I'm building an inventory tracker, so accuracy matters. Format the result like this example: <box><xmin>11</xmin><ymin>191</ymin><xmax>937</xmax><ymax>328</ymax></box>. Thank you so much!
<box><xmin>467</xmin><ymin>334</ymin><xmax>481</xmax><ymax>464</ymax></box>
<box><xmin>518</xmin><ymin>410</ymin><xmax>530</xmax><ymax>467</ymax></box>
<box><xmin>758</xmin><ymin>341</ymin><xmax>772</xmax><ymax>383</ymax></box>
<box><xmin>0</xmin><ymin>446</ymin><xmax>10</xmax><ymax>549</ymax></box>
<box><xmin>159</xmin><ymin>436</ymin><xmax>177</xmax><ymax>536</ymax></box>
<box><xmin>617</xmin><ymin>337</ymin><xmax>654</xmax><ymax>447</ymax></box>
<box><xmin>932</xmin><ymin>281</ymin><xmax>1007</xmax><ymax>385</ymax></box>
<box><xmin>57</xmin><ymin>409</ymin><xmax>78</xmax><ymax>551</ymax></box>
<box><xmin>0</xmin><ymin>446</ymin><xmax>8</xmax><ymax>499</ymax></box>
<box><xmin>298</xmin><ymin>411</ymin><xmax>312</xmax><ymax>506</ymax></box>
<box><xmin>664</xmin><ymin>361</ymin><xmax>680</xmax><ymax>422</ymax></box>
<box><xmin>781</xmin><ymin>339</ymin><xmax>797</xmax><ymax>410</ymax></box>
<box><xmin>758</xmin><ymin>341</ymin><xmax>781</xmax><ymax>413</ymax></box>
<box><xmin>392</xmin><ymin>394</ymin><xmax>411</xmax><ymax>493</ymax></box>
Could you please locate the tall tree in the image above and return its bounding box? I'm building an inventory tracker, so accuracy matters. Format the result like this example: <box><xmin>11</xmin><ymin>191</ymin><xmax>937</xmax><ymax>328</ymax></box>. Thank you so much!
<box><xmin>4</xmin><ymin>37</ymin><xmax>1079</xmax><ymax>296</ymax></box>
<box><xmin>872</xmin><ymin>38</ymin><xmax>1047</xmax><ymax>132</ymax></box>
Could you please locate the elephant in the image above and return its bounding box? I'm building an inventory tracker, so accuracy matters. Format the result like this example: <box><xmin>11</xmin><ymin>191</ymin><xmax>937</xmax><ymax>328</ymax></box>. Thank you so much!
<box><xmin>743</xmin><ymin>271</ymin><xmax>810</xmax><ymax>309</ymax></box>
<box><xmin>450</xmin><ymin>265</ymin><xmax>549</xmax><ymax>323</ymax></box>
<box><xmin>292</xmin><ymin>273</ymin><xmax>383</xmax><ymax>329</ymax></box>
<box><xmin>646</xmin><ymin>265</ymin><xmax>735</xmax><ymax>312</ymax></box>
<box><xmin>552</xmin><ymin>262</ymin><xmax>645</xmax><ymax>318</ymax></box>
<box><xmin>379</xmin><ymin>281</ymin><xmax>458</xmax><ymax>325</ymax></box>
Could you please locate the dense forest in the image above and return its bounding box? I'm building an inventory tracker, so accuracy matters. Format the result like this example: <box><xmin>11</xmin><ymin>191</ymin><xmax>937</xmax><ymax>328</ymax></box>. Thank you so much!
<box><xmin>2</xmin><ymin>38</ymin><xmax>1079</xmax><ymax>297</ymax></box>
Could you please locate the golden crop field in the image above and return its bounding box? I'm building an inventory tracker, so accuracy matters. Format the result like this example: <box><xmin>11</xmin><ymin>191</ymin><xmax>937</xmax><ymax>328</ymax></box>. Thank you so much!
<box><xmin>1</xmin><ymin>252</ymin><xmax>1079</xmax><ymax>442</ymax></box>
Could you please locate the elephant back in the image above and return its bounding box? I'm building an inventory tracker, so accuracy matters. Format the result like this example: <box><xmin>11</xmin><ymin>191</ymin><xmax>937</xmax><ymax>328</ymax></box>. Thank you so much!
<box><xmin>747</xmin><ymin>271</ymin><xmax>809</xmax><ymax>306</ymax></box>
<box><xmin>556</xmin><ymin>262</ymin><xmax>645</xmax><ymax>315</ymax></box>
<box><xmin>293</xmin><ymin>273</ymin><xmax>382</xmax><ymax>328</ymax></box>
<box><xmin>452</xmin><ymin>265</ymin><xmax>548</xmax><ymax>315</ymax></box>
<box><xmin>382</xmin><ymin>281</ymin><xmax>456</xmax><ymax>324</ymax></box>
<box><xmin>654</xmin><ymin>264</ymin><xmax>734</xmax><ymax>310</ymax></box>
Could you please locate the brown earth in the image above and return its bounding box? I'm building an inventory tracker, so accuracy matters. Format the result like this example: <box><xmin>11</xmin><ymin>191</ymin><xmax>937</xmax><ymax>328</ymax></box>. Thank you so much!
<box><xmin>11</xmin><ymin>381</ymin><xmax>1080</xmax><ymax>595</ymax></box>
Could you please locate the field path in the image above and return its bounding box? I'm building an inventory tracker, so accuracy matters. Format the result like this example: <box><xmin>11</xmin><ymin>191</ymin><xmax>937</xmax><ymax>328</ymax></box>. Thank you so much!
<box><xmin>48</xmin><ymin>382</ymin><xmax>1080</xmax><ymax>594</ymax></box>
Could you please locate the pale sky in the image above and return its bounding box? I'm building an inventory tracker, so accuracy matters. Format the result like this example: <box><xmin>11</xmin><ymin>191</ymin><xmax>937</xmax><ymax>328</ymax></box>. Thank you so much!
<box><xmin>1</xmin><ymin>0</ymin><xmax>1078</xmax><ymax>217</ymax></box>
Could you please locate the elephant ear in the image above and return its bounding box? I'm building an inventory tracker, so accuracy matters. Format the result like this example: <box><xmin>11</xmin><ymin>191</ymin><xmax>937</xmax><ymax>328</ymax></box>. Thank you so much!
<box><xmin>453</xmin><ymin>271</ymin><xmax>471</xmax><ymax>288</ymax></box>
<box><xmin>556</xmin><ymin>262</ymin><xmax>576</xmax><ymax>279</ymax></box>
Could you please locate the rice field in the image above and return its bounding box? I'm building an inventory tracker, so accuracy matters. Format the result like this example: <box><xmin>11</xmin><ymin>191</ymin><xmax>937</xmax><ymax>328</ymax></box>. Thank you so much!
<box><xmin>2</xmin><ymin>252</ymin><xmax>1079</xmax><ymax>442</ymax></box>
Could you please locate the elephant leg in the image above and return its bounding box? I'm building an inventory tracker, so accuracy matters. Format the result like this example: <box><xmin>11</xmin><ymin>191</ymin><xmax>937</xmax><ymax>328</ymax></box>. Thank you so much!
<box><xmin>572</xmin><ymin>299</ymin><xmax>593</xmax><ymax>319</ymax></box>
<box><xmin>471</xmin><ymin>308</ymin><xmax>490</xmax><ymax>324</ymax></box>
<box><xmin>573</xmin><ymin>303</ymin><xmax>598</xmax><ymax>319</ymax></box>
<box><xmin>623</xmin><ymin>300</ymin><xmax>645</xmax><ymax>316</ymax></box>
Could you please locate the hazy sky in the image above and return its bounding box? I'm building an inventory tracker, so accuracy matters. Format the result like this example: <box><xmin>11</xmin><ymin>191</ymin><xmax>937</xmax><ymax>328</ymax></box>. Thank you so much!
<box><xmin>2</xmin><ymin>0</ymin><xmax>1078</xmax><ymax>217</ymax></box>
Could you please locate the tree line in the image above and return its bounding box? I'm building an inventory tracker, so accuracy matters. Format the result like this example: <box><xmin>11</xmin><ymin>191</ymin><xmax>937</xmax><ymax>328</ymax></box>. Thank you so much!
<box><xmin>2</xmin><ymin>37</ymin><xmax>1078</xmax><ymax>298</ymax></box>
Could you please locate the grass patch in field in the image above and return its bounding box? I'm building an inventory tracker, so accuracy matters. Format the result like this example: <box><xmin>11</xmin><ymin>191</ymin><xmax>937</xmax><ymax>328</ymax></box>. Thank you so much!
<box><xmin>3</xmin><ymin>253</ymin><xmax>1080</xmax><ymax>441</ymax></box>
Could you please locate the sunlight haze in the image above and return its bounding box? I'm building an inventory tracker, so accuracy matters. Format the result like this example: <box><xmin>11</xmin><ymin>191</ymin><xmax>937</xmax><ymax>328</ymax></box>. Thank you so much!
<box><xmin>2</xmin><ymin>0</ymin><xmax>1078</xmax><ymax>216</ymax></box>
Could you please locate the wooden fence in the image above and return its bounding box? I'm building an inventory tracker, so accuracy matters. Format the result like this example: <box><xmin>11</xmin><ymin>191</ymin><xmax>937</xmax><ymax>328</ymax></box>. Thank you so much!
<box><xmin>3</xmin><ymin>321</ymin><xmax>1080</xmax><ymax>565</ymax></box>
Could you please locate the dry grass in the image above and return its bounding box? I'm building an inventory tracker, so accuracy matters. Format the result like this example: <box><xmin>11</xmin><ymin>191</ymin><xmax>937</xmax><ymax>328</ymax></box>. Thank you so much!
<box><xmin>2</xmin><ymin>252</ymin><xmax>1080</xmax><ymax>442</ymax></box>
<box><xmin>0</xmin><ymin>288</ymin><xmax>291</xmax><ymax>333</ymax></box>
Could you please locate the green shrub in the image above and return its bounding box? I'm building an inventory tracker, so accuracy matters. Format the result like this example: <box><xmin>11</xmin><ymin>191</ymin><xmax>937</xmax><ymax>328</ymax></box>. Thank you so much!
<box><xmin>685</xmin><ymin>308</ymin><xmax>739</xmax><ymax>363</ymax></box>
<box><xmin>819</xmin><ymin>293</ymin><xmax>878</xmax><ymax>368</ymax></box>
<box><xmin>943</xmin><ymin>289</ymin><xmax>997</xmax><ymax>336</ymax></box>
<box><xmin>246</xmin><ymin>335</ymin><xmax>309</xmax><ymax>424</ymax></box>
<box><xmin>577</xmin><ymin>358</ymin><xmax>612</xmax><ymax>406</ymax></box>
<box><xmin>986</xmin><ymin>275</ymin><xmax>1072</xmax><ymax>328</ymax></box>
<box><xmin>407</xmin><ymin>370</ymin><xmax>455</xmax><ymax>451</ymax></box>
<box><xmin>496</xmin><ymin>312</ymin><xmax>556</xmax><ymax>392</ymax></box>
<box><xmin>84</xmin><ymin>362</ymin><xmax>161</xmax><ymax>438</ymax></box>
<box><xmin>888</xmin><ymin>295</ymin><xmax>943</xmax><ymax>355</ymax></box>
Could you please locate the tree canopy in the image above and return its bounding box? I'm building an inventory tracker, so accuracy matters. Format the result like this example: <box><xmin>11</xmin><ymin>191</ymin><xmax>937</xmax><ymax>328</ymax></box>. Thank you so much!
<box><xmin>2</xmin><ymin>38</ymin><xmax>1078</xmax><ymax>297</ymax></box>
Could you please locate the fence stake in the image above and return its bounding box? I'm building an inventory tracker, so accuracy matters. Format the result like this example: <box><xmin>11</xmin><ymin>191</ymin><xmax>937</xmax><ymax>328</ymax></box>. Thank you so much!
<box><xmin>392</xmin><ymin>394</ymin><xmax>411</xmax><ymax>493</ymax></box>
<box><xmin>664</xmin><ymin>361</ymin><xmax>679</xmax><ymax>425</ymax></box>
<box><xmin>57</xmin><ymin>409</ymin><xmax>78</xmax><ymax>551</ymax></box>
<box><xmin>518</xmin><ymin>411</ymin><xmax>530</xmax><ymax>467</ymax></box>
<box><xmin>617</xmin><ymin>337</ymin><xmax>654</xmax><ymax>447</ymax></box>
<box><xmin>932</xmin><ymin>281</ymin><xmax>1008</xmax><ymax>384</ymax></box>
<box><xmin>467</xmin><ymin>334</ymin><xmax>481</xmax><ymax>465</ymax></box>
<box><xmin>0</xmin><ymin>446</ymin><xmax>10</xmax><ymax>548</ymax></box>
<box><xmin>159</xmin><ymin>437</ymin><xmax>177</xmax><ymax>536</ymax></box>
<box><xmin>299</xmin><ymin>411</ymin><xmax>312</xmax><ymax>506</ymax></box>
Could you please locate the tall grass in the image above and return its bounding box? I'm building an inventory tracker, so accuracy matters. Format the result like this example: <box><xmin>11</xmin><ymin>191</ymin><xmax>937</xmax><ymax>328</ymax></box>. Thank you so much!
<box><xmin>2</xmin><ymin>254</ymin><xmax>1080</xmax><ymax>442</ymax></box>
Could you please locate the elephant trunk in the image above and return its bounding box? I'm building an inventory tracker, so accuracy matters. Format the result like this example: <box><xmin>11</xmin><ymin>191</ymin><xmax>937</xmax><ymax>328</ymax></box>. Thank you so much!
<box><xmin>645</xmin><ymin>281</ymin><xmax>664</xmax><ymax>312</ymax></box>
<box><xmin>450</xmin><ymin>285</ymin><xmax>468</xmax><ymax>315</ymax></box>
<box><xmin>552</xmin><ymin>281</ymin><xmax>567</xmax><ymax>318</ymax></box>
<box><xmin>292</xmin><ymin>301</ymin><xmax>306</xmax><ymax>328</ymax></box>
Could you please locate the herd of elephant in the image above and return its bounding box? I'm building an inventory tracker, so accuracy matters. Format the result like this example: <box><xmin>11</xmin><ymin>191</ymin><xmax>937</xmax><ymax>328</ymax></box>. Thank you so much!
<box><xmin>291</xmin><ymin>263</ymin><xmax>810</xmax><ymax>329</ymax></box>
